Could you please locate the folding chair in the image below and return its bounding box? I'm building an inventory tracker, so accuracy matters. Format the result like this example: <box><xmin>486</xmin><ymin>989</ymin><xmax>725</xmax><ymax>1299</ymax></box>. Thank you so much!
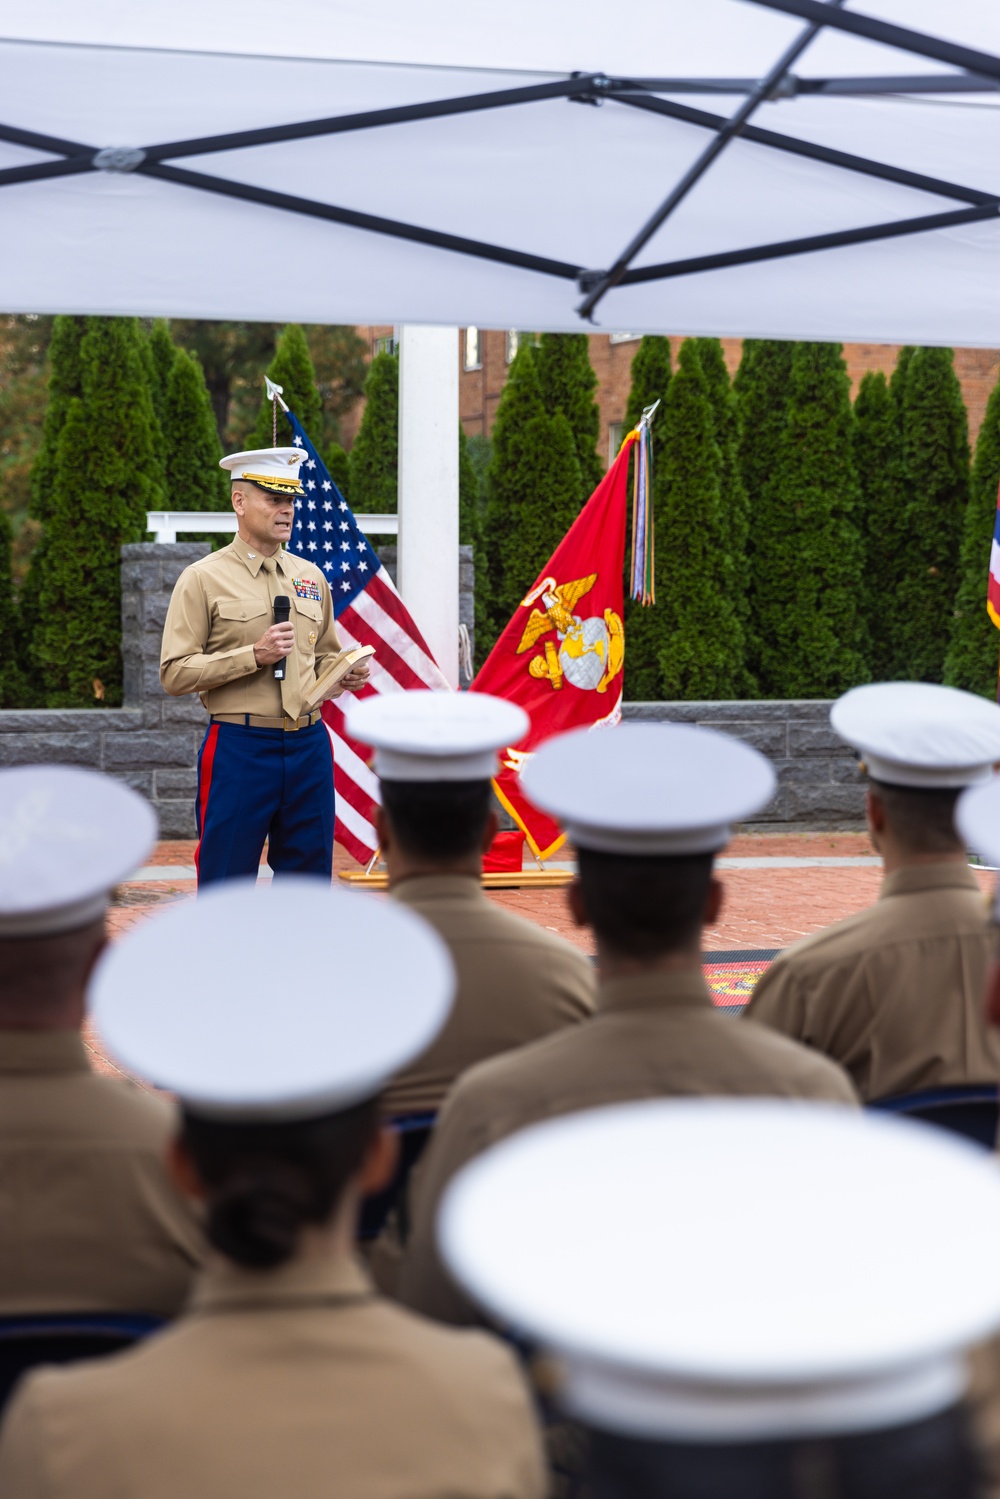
<box><xmin>358</xmin><ymin>1112</ymin><xmax>437</xmax><ymax>1243</ymax></box>
<box><xmin>868</xmin><ymin>1085</ymin><xmax>1000</xmax><ymax>1150</ymax></box>
<box><xmin>0</xmin><ymin>1311</ymin><xmax>163</xmax><ymax>1413</ymax></box>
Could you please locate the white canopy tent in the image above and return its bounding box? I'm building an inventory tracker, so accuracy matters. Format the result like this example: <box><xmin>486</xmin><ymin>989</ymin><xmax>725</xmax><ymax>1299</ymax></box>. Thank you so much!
<box><xmin>4</xmin><ymin>1</ymin><xmax>999</xmax><ymax>680</ymax></box>
<box><xmin>1</xmin><ymin>0</ymin><xmax>999</xmax><ymax>342</ymax></box>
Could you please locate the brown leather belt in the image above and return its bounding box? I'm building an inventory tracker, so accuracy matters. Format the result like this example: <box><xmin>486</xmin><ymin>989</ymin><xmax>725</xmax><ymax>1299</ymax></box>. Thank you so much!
<box><xmin>211</xmin><ymin>711</ymin><xmax>322</xmax><ymax>732</ymax></box>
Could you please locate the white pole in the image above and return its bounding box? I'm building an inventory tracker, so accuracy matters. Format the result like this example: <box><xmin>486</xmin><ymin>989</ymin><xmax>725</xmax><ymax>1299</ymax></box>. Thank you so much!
<box><xmin>397</xmin><ymin>325</ymin><xmax>460</xmax><ymax>689</ymax></box>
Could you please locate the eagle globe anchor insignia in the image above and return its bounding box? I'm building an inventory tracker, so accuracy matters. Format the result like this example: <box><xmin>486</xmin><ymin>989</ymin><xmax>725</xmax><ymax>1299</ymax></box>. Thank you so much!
<box><xmin>516</xmin><ymin>575</ymin><xmax>623</xmax><ymax>693</ymax></box>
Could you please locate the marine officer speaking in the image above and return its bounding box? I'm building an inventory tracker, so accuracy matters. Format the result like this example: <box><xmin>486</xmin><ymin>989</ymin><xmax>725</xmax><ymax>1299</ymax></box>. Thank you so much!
<box><xmin>160</xmin><ymin>446</ymin><xmax>370</xmax><ymax>885</ymax></box>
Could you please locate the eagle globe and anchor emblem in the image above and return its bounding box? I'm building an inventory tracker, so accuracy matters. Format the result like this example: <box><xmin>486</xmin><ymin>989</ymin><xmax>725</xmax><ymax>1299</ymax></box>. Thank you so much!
<box><xmin>516</xmin><ymin>574</ymin><xmax>624</xmax><ymax>692</ymax></box>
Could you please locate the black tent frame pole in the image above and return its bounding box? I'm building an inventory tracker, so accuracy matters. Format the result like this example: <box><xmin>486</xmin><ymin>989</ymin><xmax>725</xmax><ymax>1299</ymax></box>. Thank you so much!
<box><xmin>618</xmin><ymin>202</ymin><xmax>1000</xmax><ymax>286</ymax></box>
<box><xmin>576</xmin><ymin>0</ymin><xmax>846</xmax><ymax>320</ymax></box>
<box><xmin>744</xmin><ymin>0</ymin><xmax>1000</xmax><ymax>82</ymax></box>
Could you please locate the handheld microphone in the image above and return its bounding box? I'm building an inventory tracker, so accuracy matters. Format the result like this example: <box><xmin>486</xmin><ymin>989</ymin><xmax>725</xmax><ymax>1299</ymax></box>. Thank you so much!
<box><xmin>272</xmin><ymin>595</ymin><xmax>291</xmax><ymax>680</ymax></box>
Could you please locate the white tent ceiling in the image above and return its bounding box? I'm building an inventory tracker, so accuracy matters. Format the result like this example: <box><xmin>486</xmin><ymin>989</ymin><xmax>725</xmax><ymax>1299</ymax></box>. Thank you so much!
<box><xmin>3</xmin><ymin>1</ymin><xmax>1000</xmax><ymax>342</ymax></box>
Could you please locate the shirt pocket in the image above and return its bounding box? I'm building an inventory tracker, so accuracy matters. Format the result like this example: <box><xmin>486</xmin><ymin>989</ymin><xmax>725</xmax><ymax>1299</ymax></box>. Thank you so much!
<box><xmin>293</xmin><ymin>597</ymin><xmax>324</xmax><ymax>659</ymax></box>
<box><xmin>213</xmin><ymin>598</ymin><xmax>270</xmax><ymax>650</ymax></box>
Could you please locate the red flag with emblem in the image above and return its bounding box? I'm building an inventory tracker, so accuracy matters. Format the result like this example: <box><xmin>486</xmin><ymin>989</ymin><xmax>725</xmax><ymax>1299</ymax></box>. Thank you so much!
<box><xmin>472</xmin><ymin>432</ymin><xmax>639</xmax><ymax>861</ymax></box>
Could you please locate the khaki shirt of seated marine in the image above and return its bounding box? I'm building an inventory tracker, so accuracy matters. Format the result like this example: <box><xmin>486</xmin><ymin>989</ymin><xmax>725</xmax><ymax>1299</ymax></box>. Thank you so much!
<box><xmin>383</xmin><ymin>874</ymin><xmax>596</xmax><ymax>1118</ymax></box>
<box><xmin>0</xmin><ymin>1253</ymin><xmax>547</xmax><ymax>1499</ymax></box>
<box><xmin>0</xmin><ymin>1031</ymin><xmax>202</xmax><ymax>1318</ymax></box>
<box><xmin>741</xmin><ymin>863</ymin><xmax>1000</xmax><ymax>1102</ymax></box>
<box><xmin>159</xmin><ymin>535</ymin><xmax>342</xmax><ymax>721</ymax></box>
<box><xmin>398</xmin><ymin>968</ymin><xmax>857</xmax><ymax>1325</ymax></box>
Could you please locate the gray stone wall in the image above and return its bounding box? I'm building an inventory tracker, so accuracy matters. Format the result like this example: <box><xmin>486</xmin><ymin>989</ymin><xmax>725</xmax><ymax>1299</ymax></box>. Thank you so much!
<box><xmin>623</xmin><ymin>700</ymin><xmax>863</xmax><ymax>828</ymax></box>
<box><xmin>0</xmin><ymin>543</ymin><xmax>861</xmax><ymax>837</ymax></box>
<box><xmin>0</xmin><ymin>543</ymin><xmax>210</xmax><ymax>838</ymax></box>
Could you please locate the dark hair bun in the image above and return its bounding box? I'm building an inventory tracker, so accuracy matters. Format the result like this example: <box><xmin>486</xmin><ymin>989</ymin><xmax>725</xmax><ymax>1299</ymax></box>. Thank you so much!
<box><xmin>208</xmin><ymin>1166</ymin><xmax>312</xmax><ymax>1269</ymax></box>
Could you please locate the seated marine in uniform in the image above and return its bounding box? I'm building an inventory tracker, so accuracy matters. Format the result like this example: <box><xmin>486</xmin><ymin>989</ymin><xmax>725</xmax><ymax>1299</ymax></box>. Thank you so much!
<box><xmin>0</xmin><ymin>767</ymin><xmax>201</xmax><ymax>1324</ymax></box>
<box><xmin>743</xmin><ymin>682</ymin><xmax>1000</xmax><ymax>1103</ymax></box>
<box><xmin>346</xmin><ymin>690</ymin><xmax>595</xmax><ymax>1121</ymax></box>
<box><xmin>0</xmin><ymin>880</ymin><xmax>546</xmax><ymax>1499</ymax></box>
<box><xmin>398</xmin><ymin>723</ymin><xmax>857</xmax><ymax>1326</ymax></box>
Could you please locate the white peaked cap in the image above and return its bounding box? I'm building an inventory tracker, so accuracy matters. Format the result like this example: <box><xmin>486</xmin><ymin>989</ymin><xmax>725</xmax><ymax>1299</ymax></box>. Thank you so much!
<box><xmin>0</xmin><ymin>766</ymin><xmax>157</xmax><ymax>938</ymax></box>
<box><xmin>441</xmin><ymin>1100</ymin><xmax>1000</xmax><ymax>1442</ymax></box>
<box><xmin>345</xmin><ymin>690</ymin><xmax>530</xmax><ymax>782</ymax></box>
<box><xmin>831</xmin><ymin>682</ymin><xmax>1000</xmax><ymax>789</ymax></box>
<box><xmin>91</xmin><ymin>878</ymin><xmax>454</xmax><ymax>1121</ymax></box>
<box><xmin>220</xmin><ymin>447</ymin><xmax>305</xmax><ymax>495</ymax></box>
<box><xmin>520</xmin><ymin>723</ymin><xmax>775</xmax><ymax>855</ymax></box>
<box><xmin>956</xmin><ymin>776</ymin><xmax>1000</xmax><ymax>868</ymax></box>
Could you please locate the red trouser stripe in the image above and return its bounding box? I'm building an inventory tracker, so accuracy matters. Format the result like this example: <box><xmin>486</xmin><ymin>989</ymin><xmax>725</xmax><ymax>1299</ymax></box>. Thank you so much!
<box><xmin>194</xmin><ymin>723</ymin><xmax>220</xmax><ymax>877</ymax></box>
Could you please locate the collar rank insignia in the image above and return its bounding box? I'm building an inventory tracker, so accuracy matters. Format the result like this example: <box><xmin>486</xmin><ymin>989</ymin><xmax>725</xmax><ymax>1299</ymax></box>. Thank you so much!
<box><xmin>293</xmin><ymin>578</ymin><xmax>322</xmax><ymax>603</ymax></box>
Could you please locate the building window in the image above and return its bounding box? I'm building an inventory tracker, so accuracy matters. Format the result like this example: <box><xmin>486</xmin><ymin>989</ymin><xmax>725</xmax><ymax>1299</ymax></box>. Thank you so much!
<box><xmin>464</xmin><ymin>327</ymin><xmax>482</xmax><ymax>370</ymax></box>
<box><xmin>506</xmin><ymin>330</ymin><xmax>519</xmax><ymax>363</ymax></box>
<box><xmin>608</xmin><ymin>422</ymin><xmax>624</xmax><ymax>464</ymax></box>
<box><xmin>609</xmin><ymin>332</ymin><xmax>641</xmax><ymax>344</ymax></box>
<box><xmin>374</xmin><ymin>331</ymin><xmax>397</xmax><ymax>356</ymax></box>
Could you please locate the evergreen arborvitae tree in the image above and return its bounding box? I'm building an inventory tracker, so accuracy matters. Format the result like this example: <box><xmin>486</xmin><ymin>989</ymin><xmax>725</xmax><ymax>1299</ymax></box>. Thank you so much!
<box><xmin>139</xmin><ymin>326</ymin><xmax>167</xmax><ymax>487</ymax></box>
<box><xmin>889</xmin><ymin>345</ymin><xmax>915</xmax><ymax>419</ymax></box>
<box><xmin>30</xmin><ymin>318</ymin><xmax>163</xmax><ymax>707</ymax></box>
<box><xmin>29</xmin><ymin>316</ymin><xmax>85</xmax><ymax>527</ymax></box>
<box><xmin>348</xmin><ymin>352</ymin><xmax>398</xmax><ymax>513</ymax></box>
<box><xmin>734</xmin><ymin>339</ymin><xmax>794</xmax><ymax>682</ymax></box>
<box><xmin>19</xmin><ymin>316</ymin><xmax>85</xmax><ymax>703</ymax></box>
<box><xmin>854</xmin><ymin>370</ymin><xmax>906</xmax><ymax>680</ymax></box>
<box><xmin>620</xmin><ymin>336</ymin><xmax>672</xmax><ymax>700</ymax></box>
<box><xmin>250</xmin><ymin>324</ymin><xmax>323</xmax><ymax>447</ymax></box>
<box><xmin>752</xmin><ymin>342</ymin><xmax>868</xmax><ymax>697</ymax></box>
<box><xmin>694</xmin><ymin>337</ymin><xmax>754</xmax><ymax>695</ymax></box>
<box><xmin>655</xmin><ymin>341</ymin><xmax>744</xmax><ymax>699</ymax></box>
<box><xmin>534</xmin><ymin>333</ymin><xmax>602</xmax><ymax>494</ymax></box>
<box><xmin>162</xmin><ymin>348</ymin><xmax>228</xmax><ymax>510</ymax></box>
<box><xmin>324</xmin><ymin>442</ymin><xmax>350</xmax><ymax>499</ymax></box>
<box><xmin>944</xmin><ymin>375</ymin><xmax>1000</xmax><ymax>696</ymax></box>
<box><xmin>482</xmin><ymin>347</ymin><xmax>583</xmax><ymax>643</ymax></box>
<box><xmin>893</xmin><ymin>347</ymin><xmax>970</xmax><ymax>681</ymax></box>
<box><xmin>147</xmin><ymin>319</ymin><xmax>176</xmax><ymax>426</ymax></box>
<box><xmin>0</xmin><ymin>510</ymin><xmax>26</xmax><ymax>707</ymax></box>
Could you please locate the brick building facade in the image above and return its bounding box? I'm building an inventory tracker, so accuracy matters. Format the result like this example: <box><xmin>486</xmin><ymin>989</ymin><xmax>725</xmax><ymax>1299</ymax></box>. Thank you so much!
<box><xmin>342</xmin><ymin>326</ymin><xmax>1000</xmax><ymax>465</ymax></box>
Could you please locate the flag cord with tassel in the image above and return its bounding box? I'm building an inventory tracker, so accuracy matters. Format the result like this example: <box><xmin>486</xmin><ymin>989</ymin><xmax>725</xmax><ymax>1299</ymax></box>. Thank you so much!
<box><xmin>624</xmin><ymin>399</ymin><xmax>659</xmax><ymax>607</ymax></box>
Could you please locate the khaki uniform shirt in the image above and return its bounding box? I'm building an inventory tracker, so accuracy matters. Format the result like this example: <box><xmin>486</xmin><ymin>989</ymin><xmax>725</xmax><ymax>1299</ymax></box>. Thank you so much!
<box><xmin>0</xmin><ymin>1252</ymin><xmax>547</xmax><ymax>1499</ymax></box>
<box><xmin>160</xmin><ymin>535</ymin><xmax>342</xmax><ymax>720</ymax></box>
<box><xmin>0</xmin><ymin>1031</ymin><xmax>202</xmax><ymax>1317</ymax></box>
<box><xmin>741</xmin><ymin>862</ymin><xmax>1000</xmax><ymax>1102</ymax></box>
<box><xmin>399</xmin><ymin>968</ymin><xmax>856</xmax><ymax>1324</ymax></box>
<box><xmin>384</xmin><ymin>874</ymin><xmax>596</xmax><ymax>1117</ymax></box>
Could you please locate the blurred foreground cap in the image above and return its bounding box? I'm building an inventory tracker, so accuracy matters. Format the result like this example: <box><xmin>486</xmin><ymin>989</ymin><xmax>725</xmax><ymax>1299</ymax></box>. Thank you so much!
<box><xmin>520</xmin><ymin>723</ymin><xmax>775</xmax><ymax>855</ymax></box>
<box><xmin>91</xmin><ymin>878</ymin><xmax>454</xmax><ymax>1120</ymax></box>
<box><xmin>832</xmin><ymin>682</ymin><xmax>1000</xmax><ymax>789</ymax></box>
<box><xmin>346</xmin><ymin>690</ymin><xmax>529</xmax><ymax>782</ymax></box>
<box><xmin>0</xmin><ymin>767</ymin><xmax>156</xmax><ymax>938</ymax></box>
<box><xmin>957</xmin><ymin>775</ymin><xmax>1000</xmax><ymax>869</ymax></box>
<box><xmin>441</xmin><ymin>1100</ymin><xmax>1000</xmax><ymax>1441</ymax></box>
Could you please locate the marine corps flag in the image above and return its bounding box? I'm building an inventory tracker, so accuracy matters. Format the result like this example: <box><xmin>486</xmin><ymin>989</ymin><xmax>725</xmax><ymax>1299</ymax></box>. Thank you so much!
<box><xmin>473</xmin><ymin>431</ymin><xmax>640</xmax><ymax>861</ymax></box>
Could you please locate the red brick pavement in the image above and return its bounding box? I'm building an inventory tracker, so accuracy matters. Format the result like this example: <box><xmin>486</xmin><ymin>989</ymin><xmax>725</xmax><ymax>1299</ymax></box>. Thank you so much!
<box><xmin>95</xmin><ymin>834</ymin><xmax>996</xmax><ymax>1079</ymax></box>
<box><xmin>111</xmin><ymin>832</ymin><xmax>997</xmax><ymax>954</ymax></box>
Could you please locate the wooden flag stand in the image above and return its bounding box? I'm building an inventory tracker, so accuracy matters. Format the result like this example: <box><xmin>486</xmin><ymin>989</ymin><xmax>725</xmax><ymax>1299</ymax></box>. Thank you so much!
<box><xmin>338</xmin><ymin>867</ymin><xmax>573</xmax><ymax>890</ymax></box>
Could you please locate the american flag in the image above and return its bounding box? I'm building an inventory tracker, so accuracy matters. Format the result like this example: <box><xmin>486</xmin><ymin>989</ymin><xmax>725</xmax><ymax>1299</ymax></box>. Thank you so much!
<box><xmin>285</xmin><ymin>410</ymin><xmax>449</xmax><ymax>863</ymax></box>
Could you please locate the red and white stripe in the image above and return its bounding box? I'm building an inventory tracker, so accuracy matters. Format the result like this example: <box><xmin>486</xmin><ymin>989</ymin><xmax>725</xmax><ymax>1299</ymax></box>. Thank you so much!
<box><xmin>322</xmin><ymin>567</ymin><xmax>449</xmax><ymax>863</ymax></box>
